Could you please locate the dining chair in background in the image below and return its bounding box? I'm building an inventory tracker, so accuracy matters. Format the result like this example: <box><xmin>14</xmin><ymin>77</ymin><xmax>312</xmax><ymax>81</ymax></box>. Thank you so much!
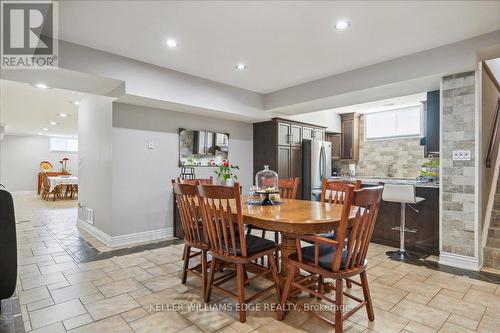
<box><xmin>40</xmin><ymin>173</ymin><xmax>62</xmax><ymax>201</ymax></box>
<box><xmin>197</xmin><ymin>183</ymin><xmax>282</xmax><ymax>323</ymax></box>
<box><xmin>318</xmin><ymin>178</ymin><xmax>362</xmax><ymax>238</ymax></box>
<box><xmin>178</xmin><ymin>176</ymin><xmax>213</xmax><ymax>185</ymax></box>
<box><xmin>171</xmin><ymin>180</ymin><xmax>210</xmax><ymax>297</ymax></box>
<box><xmin>320</xmin><ymin>178</ymin><xmax>362</xmax><ymax>204</ymax></box>
<box><xmin>278</xmin><ymin>185</ymin><xmax>384</xmax><ymax>333</ymax></box>
<box><xmin>247</xmin><ymin>177</ymin><xmax>300</xmax><ymax>267</ymax></box>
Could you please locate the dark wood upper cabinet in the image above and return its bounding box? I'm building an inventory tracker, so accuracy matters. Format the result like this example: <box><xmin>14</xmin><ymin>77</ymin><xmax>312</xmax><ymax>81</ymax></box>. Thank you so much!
<box><xmin>315</xmin><ymin>129</ymin><xmax>325</xmax><ymax>141</ymax></box>
<box><xmin>425</xmin><ymin>90</ymin><xmax>440</xmax><ymax>156</ymax></box>
<box><xmin>326</xmin><ymin>133</ymin><xmax>342</xmax><ymax>160</ymax></box>
<box><xmin>253</xmin><ymin>118</ymin><xmax>326</xmax><ymax>184</ymax></box>
<box><xmin>277</xmin><ymin>122</ymin><xmax>291</xmax><ymax>146</ymax></box>
<box><xmin>303</xmin><ymin>126</ymin><xmax>325</xmax><ymax>141</ymax></box>
<box><xmin>277</xmin><ymin>146</ymin><xmax>291</xmax><ymax>179</ymax></box>
<box><xmin>290</xmin><ymin>124</ymin><xmax>302</xmax><ymax>146</ymax></box>
<box><xmin>340</xmin><ymin>113</ymin><xmax>360</xmax><ymax>160</ymax></box>
<box><xmin>302</xmin><ymin>126</ymin><xmax>313</xmax><ymax>140</ymax></box>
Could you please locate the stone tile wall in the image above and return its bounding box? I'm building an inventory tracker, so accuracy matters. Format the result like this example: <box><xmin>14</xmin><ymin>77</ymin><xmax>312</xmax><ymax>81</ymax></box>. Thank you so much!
<box><xmin>441</xmin><ymin>71</ymin><xmax>476</xmax><ymax>257</ymax></box>
<box><xmin>334</xmin><ymin>115</ymin><xmax>435</xmax><ymax>178</ymax></box>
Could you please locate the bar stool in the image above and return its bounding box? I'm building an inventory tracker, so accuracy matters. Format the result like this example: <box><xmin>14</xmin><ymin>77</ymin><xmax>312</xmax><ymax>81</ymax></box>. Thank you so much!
<box><xmin>382</xmin><ymin>184</ymin><xmax>424</xmax><ymax>260</ymax></box>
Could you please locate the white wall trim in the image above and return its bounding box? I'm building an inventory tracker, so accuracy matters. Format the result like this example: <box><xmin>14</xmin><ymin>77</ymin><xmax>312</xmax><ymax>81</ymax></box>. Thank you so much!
<box><xmin>439</xmin><ymin>78</ymin><xmax>444</xmax><ymax>254</ymax></box>
<box><xmin>77</xmin><ymin>218</ymin><xmax>112</xmax><ymax>246</ymax></box>
<box><xmin>474</xmin><ymin>68</ymin><xmax>481</xmax><ymax>263</ymax></box>
<box><xmin>77</xmin><ymin>219</ymin><xmax>173</xmax><ymax>248</ymax></box>
<box><xmin>439</xmin><ymin>252</ymin><xmax>480</xmax><ymax>271</ymax></box>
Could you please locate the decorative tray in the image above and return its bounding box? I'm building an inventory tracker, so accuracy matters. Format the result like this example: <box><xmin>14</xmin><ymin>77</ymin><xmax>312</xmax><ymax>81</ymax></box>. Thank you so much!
<box><xmin>246</xmin><ymin>200</ymin><xmax>283</xmax><ymax>206</ymax></box>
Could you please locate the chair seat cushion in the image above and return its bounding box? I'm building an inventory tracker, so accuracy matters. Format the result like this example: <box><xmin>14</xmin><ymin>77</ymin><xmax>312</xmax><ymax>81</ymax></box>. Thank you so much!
<box><xmin>317</xmin><ymin>232</ymin><xmax>336</xmax><ymax>239</ymax></box>
<box><xmin>229</xmin><ymin>234</ymin><xmax>276</xmax><ymax>256</ymax></box>
<box><xmin>301</xmin><ymin>244</ymin><xmax>348</xmax><ymax>270</ymax></box>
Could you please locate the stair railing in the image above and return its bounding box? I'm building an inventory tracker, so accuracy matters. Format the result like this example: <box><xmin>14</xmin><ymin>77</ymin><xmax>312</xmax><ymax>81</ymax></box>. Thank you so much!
<box><xmin>482</xmin><ymin>98</ymin><xmax>500</xmax><ymax>251</ymax></box>
<box><xmin>485</xmin><ymin>98</ymin><xmax>500</xmax><ymax>168</ymax></box>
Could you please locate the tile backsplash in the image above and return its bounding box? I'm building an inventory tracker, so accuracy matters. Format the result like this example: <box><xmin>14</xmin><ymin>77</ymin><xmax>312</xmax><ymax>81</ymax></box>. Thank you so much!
<box><xmin>334</xmin><ymin>115</ymin><xmax>436</xmax><ymax>178</ymax></box>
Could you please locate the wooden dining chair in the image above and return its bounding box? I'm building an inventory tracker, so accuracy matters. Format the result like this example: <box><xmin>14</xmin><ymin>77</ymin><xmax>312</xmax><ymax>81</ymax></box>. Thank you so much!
<box><xmin>321</xmin><ymin>179</ymin><xmax>362</xmax><ymax>204</ymax></box>
<box><xmin>40</xmin><ymin>173</ymin><xmax>62</xmax><ymax>201</ymax></box>
<box><xmin>171</xmin><ymin>180</ymin><xmax>210</xmax><ymax>297</ymax></box>
<box><xmin>197</xmin><ymin>183</ymin><xmax>282</xmax><ymax>323</ymax></box>
<box><xmin>278</xmin><ymin>185</ymin><xmax>384</xmax><ymax>333</ymax></box>
<box><xmin>178</xmin><ymin>177</ymin><xmax>213</xmax><ymax>185</ymax></box>
<box><xmin>247</xmin><ymin>177</ymin><xmax>300</xmax><ymax>266</ymax></box>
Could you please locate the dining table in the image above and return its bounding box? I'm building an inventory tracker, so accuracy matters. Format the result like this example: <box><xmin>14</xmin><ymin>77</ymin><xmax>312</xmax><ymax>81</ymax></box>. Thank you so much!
<box><xmin>48</xmin><ymin>176</ymin><xmax>78</xmax><ymax>192</ymax></box>
<box><xmin>235</xmin><ymin>196</ymin><xmax>358</xmax><ymax>276</ymax></box>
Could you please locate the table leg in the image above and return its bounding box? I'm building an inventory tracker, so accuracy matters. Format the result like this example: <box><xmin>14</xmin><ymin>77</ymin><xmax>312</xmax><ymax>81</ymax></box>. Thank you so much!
<box><xmin>37</xmin><ymin>173</ymin><xmax>42</xmax><ymax>195</ymax></box>
<box><xmin>279</xmin><ymin>233</ymin><xmax>296</xmax><ymax>277</ymax></box>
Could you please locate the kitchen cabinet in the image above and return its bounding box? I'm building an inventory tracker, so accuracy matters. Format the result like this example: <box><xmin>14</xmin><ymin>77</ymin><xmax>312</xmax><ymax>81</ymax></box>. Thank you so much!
<box><xmin>326</xmin><ymin>133</ymin><xmax>341</xmax><ymax>160</ymax></box>
<box><xmin>278</xmin><ymin>122</ymin><xmax>302</xmax><ymax>146</ymax></box>
<box><xmin>423</xmin><ymin>90</ymin><xmax>440</xmax><ymax>157</ymax></box>
<box><xmin>340</xmin><ymin>113</ymin><xmax>360</xmax><ymax>160</ymax></box>
<box><xmin>366</xmin><ymin>184</ymin><xmax>439</xmax><ymax>255</ymax></box>
<box><xmin>303</xmin><ymin>127</ymin><xmax>325</xmax><ymax>141</ymax></box>
<box><xmin>254</xmin><ymin>118</ymin><xmax>326</xmax><ymax>189</ymax></box>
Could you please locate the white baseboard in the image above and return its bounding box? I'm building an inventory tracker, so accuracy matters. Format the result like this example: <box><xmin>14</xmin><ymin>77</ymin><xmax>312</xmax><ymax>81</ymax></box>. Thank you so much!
<box><xmin>77</xmin><ymin>219</ymin><xmax>173</xmax><ymax>248</ymax></box>
<box><xmin>438</xmin><ymin>252</ymin><xmax>480</xmax><ymax>271</ymax></box>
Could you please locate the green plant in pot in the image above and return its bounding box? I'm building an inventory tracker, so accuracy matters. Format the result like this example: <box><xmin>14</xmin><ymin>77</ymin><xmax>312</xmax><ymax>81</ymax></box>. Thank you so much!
<box><xmin>215</xmin><ymin>160</ymin><xmax>239</xmax><ymax>186</ymax></box>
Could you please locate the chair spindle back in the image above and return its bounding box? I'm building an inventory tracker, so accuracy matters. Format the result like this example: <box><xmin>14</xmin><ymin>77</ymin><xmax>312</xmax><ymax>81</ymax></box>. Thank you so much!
<box><xmin>172</xmin><ymin>180</ymin><xmax>207</xmax><ymax>247</ymax></box>
<box><xmin>337</xmin><ymin>186</ymin><xmax>383</xmax><ymax>270</ymax></box>
<box><xmin>320</xmin><ymin>179</ymin><xmax>361</xmax><ymax>204</ymax></box>
<box><xmin>278</xmin><ymin>177</ymin><xmax>300</xmax><ymax>199</ymax></box>
<box><xmin>197</xmin><ymin>183</ymin><xmax>247</xmax><ymax>257</ymax></box>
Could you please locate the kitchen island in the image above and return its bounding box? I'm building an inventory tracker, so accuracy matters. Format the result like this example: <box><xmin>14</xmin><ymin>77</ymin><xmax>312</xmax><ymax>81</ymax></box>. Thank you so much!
<box><xmin>331</xmin><ymin>177</ymin><xmax>439</xmax><ymax>255</ymax></box>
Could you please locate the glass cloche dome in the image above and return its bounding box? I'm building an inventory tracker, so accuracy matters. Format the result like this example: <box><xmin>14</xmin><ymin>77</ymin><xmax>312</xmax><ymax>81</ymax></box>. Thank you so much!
<box><xmin>255</xmin><ymin>165</ymin><xmax>279</xmax><ymax>192</ymax></box>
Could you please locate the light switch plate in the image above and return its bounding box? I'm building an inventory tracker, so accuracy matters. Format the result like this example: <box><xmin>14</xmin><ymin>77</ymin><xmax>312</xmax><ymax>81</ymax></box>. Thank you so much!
<box><xmin>453</xmin><ymin>150</ymin><xmax>471</xmax><ymax>161</ymax></box>
<box><xmin>148</xmin><ymin>139</ymin><xmax>154</xmax><ymax>149</ymax></box>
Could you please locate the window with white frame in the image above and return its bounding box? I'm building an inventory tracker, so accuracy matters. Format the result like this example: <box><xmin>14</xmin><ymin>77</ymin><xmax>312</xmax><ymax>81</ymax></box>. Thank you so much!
<box><xmin>364</xmin><ymin>106</ymin><xmax>422</xmax><ymax>140</ymax></box>
<box><xmin>49</xmin><ymin>137</ymin><xmax>78</xmax><ymax>152</ymax></box>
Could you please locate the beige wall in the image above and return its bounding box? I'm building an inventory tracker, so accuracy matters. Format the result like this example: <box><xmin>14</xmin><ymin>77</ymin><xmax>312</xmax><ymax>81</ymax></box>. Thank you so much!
<box><xmin>481</xmin><ymin>64</ymin><xmax>500</xmax><ymax>227</ymax></box>
<box><xmin>111</xmin><ymin>103</ymin><xmax>253</xmax><ymax>237</ymax></box>
<box><xmin>0</xmin><ymin>135</ymin><xmax>78</xmax><ymax>191</ymax></box>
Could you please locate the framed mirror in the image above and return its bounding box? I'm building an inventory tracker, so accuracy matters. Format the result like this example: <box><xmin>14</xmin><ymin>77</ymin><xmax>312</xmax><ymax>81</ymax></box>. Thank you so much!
<box><xmin>179</xmin><ymin>129</ymin><xmax>229</xmax><ymax>166</ymax></box>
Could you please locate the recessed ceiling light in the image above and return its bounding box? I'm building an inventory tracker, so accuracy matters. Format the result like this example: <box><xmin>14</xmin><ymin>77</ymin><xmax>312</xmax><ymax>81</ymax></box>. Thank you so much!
<box><xmin>166</xmin><ymin>39</ymin><xmax>178</xmax><ymax>48</ymax></box>
<box><xmin>235</xmin><ymin>63</ymin><xmax>247</xmax><ymax>71</ymax></box>
<box><xmin>71</xmin><ymin>101</ymin><xmax>80</xmax><ymax>105</ymax></box>
<box><xmin>34</xmin><ymin>83</ymin><xmax>49</xmax><ymax>89</ymax></box>
<box><xmin>49</xmin><ymin>121</ymin><xmax>57</xmax><ymax>126</ymax></box>
<box><xmin>37</xmin><ymin>132</ymin><xmax>43</xmax><ymax>135</ymax></box>
<box><xmin>42</xmin><ymin>127</ymin><xmax>49</xmax><ymax>131</ymax></box>
<box><xmin>58</xmin><ymin>113</ymin><xmax>68</xmax><ymax>117</ymax></box>
<box><xmin>335</xmin><ymin>20</ymin><xmax>350</xmax><ymax>30</ymax></box>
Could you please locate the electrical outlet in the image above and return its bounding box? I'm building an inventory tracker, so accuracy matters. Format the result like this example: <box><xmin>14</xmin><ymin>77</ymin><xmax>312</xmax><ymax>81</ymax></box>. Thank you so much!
<box><xmin>453</xmin><ymin>150</ymin><xmax>471</xmax><ymax>161</ymax></box>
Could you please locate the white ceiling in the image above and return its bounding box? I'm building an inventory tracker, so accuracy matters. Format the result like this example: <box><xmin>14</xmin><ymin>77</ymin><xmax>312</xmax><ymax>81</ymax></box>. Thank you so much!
<box><xmin>486</xmin><ymin>58</ymin><xmax>500</xmax><ymax>83</ymax></box>
<box><xmin>59</xmin><ymin>1</ymin><xmax>500</xmax><ymax>93</ymax></box>
<box><xmin>0</xmin><ymin>80</ymin><xmax>80</xmax><ymax>137</ymax></box>
<box><xmin>328</xmin><ymin>92</ymin><xmax>427</xmax><ymax>114</ymax></box>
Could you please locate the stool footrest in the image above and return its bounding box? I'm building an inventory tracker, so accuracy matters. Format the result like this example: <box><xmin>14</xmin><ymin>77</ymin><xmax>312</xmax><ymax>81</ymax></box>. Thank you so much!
<box><xmin>391</xmin><ymin>226</ymin><xmax>418</xmax><ymax>233</ymax></box>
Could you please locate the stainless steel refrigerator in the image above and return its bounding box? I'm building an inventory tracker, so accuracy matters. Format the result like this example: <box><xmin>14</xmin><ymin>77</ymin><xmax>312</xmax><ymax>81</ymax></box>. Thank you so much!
<box><xmin>302</xmin><ymin>139</ymin><xmax>331</xmax><ymax>201</ymax></box>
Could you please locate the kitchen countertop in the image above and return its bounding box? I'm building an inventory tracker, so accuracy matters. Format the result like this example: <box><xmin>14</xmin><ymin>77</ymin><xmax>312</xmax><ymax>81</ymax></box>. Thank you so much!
<box><xmin>330</xmin><ymin>176</ymin><xmax>439</xmax><ymax>188</ymax></box>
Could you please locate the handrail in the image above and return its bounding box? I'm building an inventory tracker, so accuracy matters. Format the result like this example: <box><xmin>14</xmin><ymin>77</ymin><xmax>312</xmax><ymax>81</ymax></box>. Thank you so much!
<box><xmin>486</xmin><ymin>98</ymin><xmax>500</xmax><ymax>168</ymax></box>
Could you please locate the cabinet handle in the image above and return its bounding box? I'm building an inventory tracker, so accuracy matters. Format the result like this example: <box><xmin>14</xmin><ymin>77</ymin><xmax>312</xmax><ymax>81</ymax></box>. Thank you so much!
<box><xmin>350</xmin><ymin>148</ymin><xmax>353</xmax><ymax>157</ymax></box>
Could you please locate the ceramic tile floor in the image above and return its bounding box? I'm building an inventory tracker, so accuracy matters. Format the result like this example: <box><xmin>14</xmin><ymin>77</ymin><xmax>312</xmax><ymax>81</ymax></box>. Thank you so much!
<box><xmin>7</xmin><ymin>192</ymin><xmax>500</xmax><ymax>333</ymax></box>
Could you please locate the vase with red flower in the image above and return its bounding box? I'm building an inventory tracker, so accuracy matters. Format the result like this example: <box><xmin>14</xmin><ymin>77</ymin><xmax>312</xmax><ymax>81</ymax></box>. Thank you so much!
<box><xmin>61</xmin><ymin>157</ymin><xmax>69</xmax><ymax>174</ymax></box>
<box><xmin>215</xmin><ymin>160</ymin><xmax>239</xmax><ymax>186</ymax></box>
